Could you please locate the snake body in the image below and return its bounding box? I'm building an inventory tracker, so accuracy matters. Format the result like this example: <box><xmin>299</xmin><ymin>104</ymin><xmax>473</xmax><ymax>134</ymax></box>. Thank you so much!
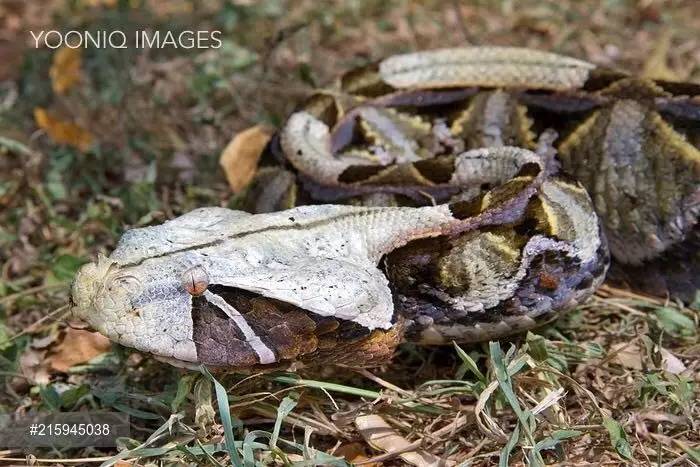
<box><xmin>70</xmin><ymin>47</ymin><xmax>699</xmax><ymax>371</ymax></box>
<box><xmin>254</xmin><ymin>46</ymin><xmax>699</xmax><ymax>303</ymax></box>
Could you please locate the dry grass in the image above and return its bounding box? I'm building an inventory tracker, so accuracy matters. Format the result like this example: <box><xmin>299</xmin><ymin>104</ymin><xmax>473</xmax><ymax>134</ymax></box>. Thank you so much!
<box><xmin>0</xmin><ymin>0</ymin><xmax>698</xmax><ymax>465</ymax></box>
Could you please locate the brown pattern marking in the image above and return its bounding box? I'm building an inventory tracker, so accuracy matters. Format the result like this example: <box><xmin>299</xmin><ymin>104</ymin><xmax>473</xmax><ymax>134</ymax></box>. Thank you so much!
<box><xmin>192</xmin><ymin>286</ymin><xmax>401</xmax><ymax>370</ymax></box>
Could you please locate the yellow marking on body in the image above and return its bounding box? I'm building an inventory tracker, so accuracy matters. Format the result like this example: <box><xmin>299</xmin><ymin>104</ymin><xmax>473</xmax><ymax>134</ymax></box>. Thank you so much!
<box><xmin>650</xmin><ymin>112</ymin><xmax>700</xmax><ymax>164</ymax></box>
<box><xmin>480</xmin><ymin>193</ymin><xmax>489</xmax><ymax>210</ymax></box>
<box><xmin>481</xmin><ymin>175</ymin><xmax>535</xmax><ymax>209</ymax></box>
<box><xmin>339</xmin><ymin>148</ymin><xmax>383</xmax><ymax>163</ymax></box>
<box><xmin>515</xmin><ymin>104</ymin><xmax>536</xmax><ymax>148</ymax></box>
<box><xmin>482</xmin><ymin>232</ymin><xmax>520</xmax><ymax>261</ymax></box>
<box><xmin>558</xmin><ymin>111</ymin><xmax>601</xmax><ymax>157</ymax></box>
<box><xmin>538</xmin><ymin>197</ymin><xmax>560</xmax><ymax>236</ymax></box>
<box><xmin>551</xmin><ymin>178</ymin><xmax>589</xmax><ymax>196</ymax></box>
<box><xmin>360</xmin><ymin>107</ymin><xmax>431</xmax><ymax>144</ymax></box>
<box><xmin>450</xmin><ymin>98</ymin><xmax>477</xmax><ymax>135</ymax></box>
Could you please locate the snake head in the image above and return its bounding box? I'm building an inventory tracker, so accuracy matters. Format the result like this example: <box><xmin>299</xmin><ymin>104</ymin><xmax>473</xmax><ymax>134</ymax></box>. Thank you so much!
<box><xmin>70</xmin><ymin>253</ymin><xmax>402</xmax><ymax>371</ymax></box>
<box><xmin>68</xmin><ymin>207</ymin><xmax>407</xmax><ymax>372</ymax></box>
<box><xmin>70</xmin><ymin>250</ymin><xmax>200</xmax><ymax>365</ymax></box>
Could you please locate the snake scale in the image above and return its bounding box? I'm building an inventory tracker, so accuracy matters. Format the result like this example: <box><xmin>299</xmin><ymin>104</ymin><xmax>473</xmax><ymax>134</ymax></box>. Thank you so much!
<box><xmin>71</xmin><ymin>47</ymin><xmax>699</xmax><ymax>371</ymax></box>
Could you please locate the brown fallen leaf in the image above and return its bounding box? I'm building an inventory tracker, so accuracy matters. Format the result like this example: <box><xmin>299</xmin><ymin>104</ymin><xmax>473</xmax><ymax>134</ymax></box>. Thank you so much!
<box><xmin>219</xmin><ymin>125</ymin><xmax>272</xmax><ymax>193</ymax></box>
<box><xmin>637</xmin><ymin>409</ymin><xmax>688</xmax><ymax>426</ymax></box>
<box><xmin>194</xmin><ymin>377</ymin><xmax>215</xmax><ymax>437</ymax></box>
<box><xmin>610</xmin><ymin>342</ymin><xmax>643</xmax><ymax>370</ymax></box>
<box><xmin>659</xmin><ymin>347</ymin><xmax>686</xmax><ymax>375</ymax></box>
<box><xmin>334</xmin><ymin>442</ymin><xmax>380</xmax><ymax>466</ymax></box>
<box><xmin>19</xmin><ymin>347</ymin><xmax>51</xmax><ymax>386</ymax></box>
<box><xmin>49</xmin><ymin>46</ymin><xmax>82</xmax><ymax>94</ymax></box>
<box><xmin>47</xmin><ymin>328</ymin><xmax>111</xmax><ymax>372</ymax></box>
<box><xmin>355</xmin><ymin>414</ymin><xmax>455</xmax><ymax>466</ymax></box>
<box><xmin>34</xmin><ymin>107</ymin><xmax>93</xmax><ymax>151</ymax></box>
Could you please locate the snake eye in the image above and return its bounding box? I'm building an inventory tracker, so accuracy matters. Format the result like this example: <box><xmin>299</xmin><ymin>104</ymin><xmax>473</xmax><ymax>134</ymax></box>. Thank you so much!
<box><xmin>182</xmin><ymin>266</ymin><xmax>209</xmax><ymax>296</ymax></box>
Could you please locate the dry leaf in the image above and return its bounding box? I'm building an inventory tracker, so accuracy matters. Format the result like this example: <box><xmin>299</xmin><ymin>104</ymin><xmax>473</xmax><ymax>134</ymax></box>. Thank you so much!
<box><xmin>219</xmin><ymin>125</ymin><xmax>272</xmax><ymax>193</ymax></box>
<box><xmin>637</xmin><ymin>410</ymin><xmax>688</xmax><ymax>426</ymax></box>
<box><xmin>50</xmin><ymin>47</ymin><xmax>82</xmax><ymax>94</ymax></box>
<box><xmin>47</xmin><ymin>328</ymin><xmax>111</xmax><ymax>372</ymax></box>
<box><xmin>355</xmin><ymin>414</ymin><xmax>454</xmax><ymax>467</ymax></box>
<box><xmin>194</xmin><ymin>377</ymin><xmax>215</xmax><ymax>436</ymax></box>
<box><xmin>659</xmin><ymin>347</ymin><xmax>686</xmax><ymax>375</ymax></box>
<box><xmin>334</xmin><ymin>442</ymin><xmax>379</xmax><ymax>466</ymax></box>
<box><xmin>531</xmin><ymin>387</ymin><xmax>566</xmax><ymax>415</ymax></box>
<box><xmin>34</xmin><ymin>107</ymin><xmax>93</xmax><ymax>151</ymax></box>
<box><xmin>610</xmin><ymin>342</ymin><xmax>643</xmax><ymax>370</ymax></box>
<box><xmin>19</xmin><ymin>347</ymin><xmax>51</xmax><ymax>385</ymax></box>
<box><xmin>631</xmin><ymin>412</ymin><xmax>650</xmax><ymax>440</ymax></box>
<box><xmin>30</xmin><ymin>334</ymin><xmax>57</xmax><ymax>349</ymax></box>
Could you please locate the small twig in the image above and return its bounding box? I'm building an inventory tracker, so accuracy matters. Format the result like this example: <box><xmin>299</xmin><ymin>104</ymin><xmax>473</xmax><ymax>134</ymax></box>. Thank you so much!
<box><xmin>0</xmin><ymin>449</ymin><xmax>22</xmax><ymax>457</ymax></box>
<box><xmin>354</xmin><ymin>368</ymin><xmax>413</xmax><ymax>397</ymax></box>
<box><xmin>461</xmin><ymin>438</ymin><xmax>488</xmax><ymax>461</ymax></box>
<box><xmin>227</xmin><ymin>371</ymin><xmax>267</xmax><ymax>392</ymax></box>
<box><xmin>660</xmin><ymin>453</ymin><xmax>690</xmax><ymax>467</ymax></box>
<box><xmin>8</xmin><ymin>304</ymin><xmax>70</xmax><ymax>342</ymax></box>
<box><xmin>248</xmin><ymin>403</ymin><xmax>341</xmax><ymax>437</ymax></box>
<box><xmin>597</xmin><ymin>285</ymin><xmax>671</xmax><ymax>308</ymax></box>
<box><xmin>593</xmin><ymin>298</ymin><xmax>647</xmax><ymax>318</ymax></box>
<box><xmin>0</xmin><ymin>282</ymin><xmax>68</xmax><ymax>307</ymax></box>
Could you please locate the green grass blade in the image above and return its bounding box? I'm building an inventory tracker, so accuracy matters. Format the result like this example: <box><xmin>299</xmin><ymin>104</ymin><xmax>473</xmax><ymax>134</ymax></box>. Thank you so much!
<box><xmin>201</xmin><ymin>366</ymin><xmax>243</xmax><ymax>467</ymax></box>
<box><xmin>498</xmin><ymin>424</ymin><xmax>520</xmax><ymax>467</ymax></box>
<box><xmin>653</xmin><ymin>307</ymin><xmax>696</xmax><ymax>336</ymax></box>
<box><xmin>453</xmin><ymin>342</ymin><xmax>486</xmax><ymax>382</ymax></box>
<box><xmin>270</xmin><ymin>394</ymin><xmax>298</xmax><ymax>450</ymax></box>
<box><xmin>242</xmin><ymin>430</ymin><xmax>270</xmax><ymax>466</ymax></box>
<box><xmin>529</xmin><ymin>430</ymin><xmax>582</xmax><ymax>464</ymax></box>
<box><xmin>272</xmin><ymin>375</ymin><xmax>381</xmax><ymax>398</ymax></box>
<box><xmin>171</xmin><ymin>373</ymin><xmax>198</xmax><ymax>413</ymax></box>
<box><xmin>602</xmin><ymin>416</ymin><xmax>633</xmax><ymax>460</ymax></box>
<box><xmin>272</xmin><ymin>375</ymin><xmax>443</xmax><ymax>414</ymax></box>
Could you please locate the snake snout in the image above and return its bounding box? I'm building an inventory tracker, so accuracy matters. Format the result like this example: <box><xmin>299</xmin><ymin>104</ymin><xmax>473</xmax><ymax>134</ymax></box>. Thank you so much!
<box><xmin>70</xmin><ymin>255</ymin><xmax>122</xmax><ymax>320</ymax></box>
<box><xmin>70</xmin><ymin>262</ymin><xmax>99</xmax><ymax>320</ymax></box>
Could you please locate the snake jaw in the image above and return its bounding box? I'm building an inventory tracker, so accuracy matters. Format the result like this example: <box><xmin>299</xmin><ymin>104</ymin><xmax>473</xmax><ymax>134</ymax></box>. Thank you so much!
<box><xmin>70</xmin><ymin>263</ymin><xmax>96</xmax><ymax>321</ymax></box>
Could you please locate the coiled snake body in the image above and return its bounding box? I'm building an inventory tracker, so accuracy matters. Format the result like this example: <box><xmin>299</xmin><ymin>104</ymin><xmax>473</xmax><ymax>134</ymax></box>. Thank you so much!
<box><xmin>71</xmin><ymin>47</ymin><xmax>699</xmax><ymax>371</ymax></box>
